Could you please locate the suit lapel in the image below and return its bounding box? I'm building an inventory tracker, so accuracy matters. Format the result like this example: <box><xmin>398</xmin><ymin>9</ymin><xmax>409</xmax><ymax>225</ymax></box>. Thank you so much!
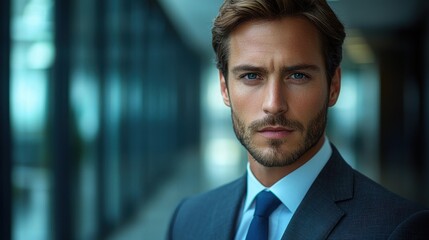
<box><xmin>282</xmin><ymin>146</ymin><xmax>354</xmax><ymax>239</ymax></box>
<box><xmin>207</xmin><ymin>176</ymin><xmax>246</xmax><ymax>240</ymax></box>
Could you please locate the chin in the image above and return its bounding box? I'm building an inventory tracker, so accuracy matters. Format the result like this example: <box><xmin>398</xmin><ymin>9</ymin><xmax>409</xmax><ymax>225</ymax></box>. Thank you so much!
<box><xmin>251</xmin><ymin>147</ymin><xmax>301</xmax><ymax>168</ymax></box>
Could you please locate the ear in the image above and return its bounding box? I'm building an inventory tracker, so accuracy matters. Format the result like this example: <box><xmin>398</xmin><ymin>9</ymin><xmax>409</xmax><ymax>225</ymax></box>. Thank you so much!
<box><xmin>220</xmin><ymin>71</ymin><xmax>231</xmax><ymax>107</ymax></box>
<box><xmin>328</xmin><ymin>67</ymin><xmax>341</xmax><ymax>107</ymax></box>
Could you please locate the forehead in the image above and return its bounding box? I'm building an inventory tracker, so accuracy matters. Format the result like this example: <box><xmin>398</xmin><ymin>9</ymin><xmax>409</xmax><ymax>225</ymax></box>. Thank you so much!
<box><xmin>228</xmin><ymin>17</ymin><xmax>324</xmax><ymax>69</ymax></box>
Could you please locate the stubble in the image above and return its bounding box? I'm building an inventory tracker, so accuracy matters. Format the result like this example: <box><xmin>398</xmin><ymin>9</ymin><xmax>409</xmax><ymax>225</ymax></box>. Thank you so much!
<box><xmin>231</xmin><ymin>103</ymin><xmax>328</xmax><ymax>167</ymax></box>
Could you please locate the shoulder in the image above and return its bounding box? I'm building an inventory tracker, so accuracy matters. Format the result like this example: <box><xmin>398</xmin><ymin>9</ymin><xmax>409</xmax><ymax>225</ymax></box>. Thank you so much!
<box><xmin>388</xmin><ymin>209</ymin><xmax>429</xmax><ymax>239</ymax></box>
<box><xmin>351</xmin><ymin>169</ymin><xmax>425</xmax><ymax>215</ymax></box>
<box><xmin>179</xmin><ymin>176</ymin><xmax>246</xmax><ymax>211</ymax></box>
<box><xmin>350</xmin><ymin>173</ymin><xmax>429</xmax><ymax>238</ymax></box>
<box><xmin>167</xmin><ymin>176</ymin><xmax>246</xmax><ymax>240</ymax></box>
<box><xmin>325</xmin><ymin>145</ymin><xmax>424</xmax><ymax>211</ymax></box>
<box><xmin>325</xmin><ymin>146</ymin><xmax>429</xmax><ymax>237</ymax></box>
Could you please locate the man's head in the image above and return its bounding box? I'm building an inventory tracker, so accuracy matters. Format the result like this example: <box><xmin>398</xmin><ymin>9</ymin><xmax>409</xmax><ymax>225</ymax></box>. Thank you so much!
<box><xmin>212</xmin><ymin>0</ymin><xmax>345</xmax><ymax>171</ymax></box>
<box><xmin>212</xmin><ymin>0</ymin><xmax>345</xmax><ymax>83</ymax></box>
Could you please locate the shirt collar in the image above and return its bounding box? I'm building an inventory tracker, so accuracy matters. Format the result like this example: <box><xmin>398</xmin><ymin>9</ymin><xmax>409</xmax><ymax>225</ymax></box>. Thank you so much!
<box><xmin>244</xmin><ymin>136</ymin><xmax>332</xmax><ymax>213</ymax></box>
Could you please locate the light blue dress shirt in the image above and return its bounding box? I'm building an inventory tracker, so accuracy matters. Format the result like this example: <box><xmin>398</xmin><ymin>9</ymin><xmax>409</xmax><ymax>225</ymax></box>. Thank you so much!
<box><xmin>235</xmin><ymin>137</ymin><xmax>332</xmax><ymax>240</ymax></box>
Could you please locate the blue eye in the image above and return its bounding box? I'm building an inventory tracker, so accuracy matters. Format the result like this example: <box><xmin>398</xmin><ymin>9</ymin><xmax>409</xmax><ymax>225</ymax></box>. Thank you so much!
<box><xmin>290</xmin><ymin>73</ymin><xmax>307</xmax><ymax>79</ymax></box>
<box><xmin>244</xmin><ymin>73</ymin><xmax>259</xmax><ymax>80</ymax></box>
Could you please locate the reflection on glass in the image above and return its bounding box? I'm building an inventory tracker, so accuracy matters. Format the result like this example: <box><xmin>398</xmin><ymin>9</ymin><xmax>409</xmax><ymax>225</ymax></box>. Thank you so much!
<box><xmin>71</xmin><ymin>71</ymin><xmax>100</xmax><ymax>142</ymax></box>
<box><xmin>11</xmin><ymin>72</ymin><xmax>47</xmax><ymax>134</ymax></box>
<box><xmin>11</xmin><ymin>0</ymin><xmax>53</xmax><ymax>239</ymax></box>
<box><xmin>27</xmin><ymin>42</ymin><xmax>55</xmax><ymax>69</ymax></box>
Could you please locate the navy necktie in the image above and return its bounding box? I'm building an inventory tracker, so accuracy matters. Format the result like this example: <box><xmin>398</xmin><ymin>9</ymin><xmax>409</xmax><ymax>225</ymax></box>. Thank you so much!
<box><xmin>245</xmin><ymin>191</ymin><xmax>281</xmax><ymax>240</ymax></box>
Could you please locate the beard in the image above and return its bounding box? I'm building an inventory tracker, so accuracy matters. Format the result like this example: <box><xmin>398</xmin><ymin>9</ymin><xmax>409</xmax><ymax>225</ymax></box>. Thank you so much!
<box><xmin>231</xmin><ymin>102</ymin><xmax>328</xmax><ymax>167</ymax></box>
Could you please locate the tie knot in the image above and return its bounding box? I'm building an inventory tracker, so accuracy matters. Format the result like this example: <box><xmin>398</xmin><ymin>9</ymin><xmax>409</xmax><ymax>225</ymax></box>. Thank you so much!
<box><xmin>254</xmin><ymin>191</ymin><xmax>281</xmax><ymax>218</ymax></box>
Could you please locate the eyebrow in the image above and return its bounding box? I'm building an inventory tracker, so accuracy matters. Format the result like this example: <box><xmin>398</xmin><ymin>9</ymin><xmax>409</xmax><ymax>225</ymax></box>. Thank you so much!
<box><xmin>231</xmin><ymin>65</ymin><xmax>268</xmax><ymax>76</ymax></box>
<box><xmin>281</xmin><ymin>64</ymin><xmax>321</xmax><ymax>73</ymax></box>
<box><xmin>231</xmin><ymin>64</ymin><xmax>321</xmax><ymax>75</ymax></box>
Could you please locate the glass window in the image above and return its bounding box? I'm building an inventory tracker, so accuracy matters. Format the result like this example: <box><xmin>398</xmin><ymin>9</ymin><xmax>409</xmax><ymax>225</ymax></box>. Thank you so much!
<box><xmin>10</xmin><ymin>0</ymin><xmax>54</xmax><ymax>239</ymax></box>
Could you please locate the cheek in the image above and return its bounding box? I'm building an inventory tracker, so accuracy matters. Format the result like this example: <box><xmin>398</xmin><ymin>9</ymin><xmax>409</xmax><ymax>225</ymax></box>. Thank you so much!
<box><xmin>289</xmin><ymin>87</ymin><xmax>328</xmax><ymax>121</ymax></box>
<box><xmin>229</xmin><ymin>88</ymin><xmax>262</xmax><ymax>122</ymax></box>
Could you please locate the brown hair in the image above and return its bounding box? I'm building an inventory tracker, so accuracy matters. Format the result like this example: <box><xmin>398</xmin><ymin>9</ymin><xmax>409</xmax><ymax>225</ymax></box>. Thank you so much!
<box><xmin>212</xmin><ymin>0</ymin><xmax>345</xmax><ymax>82</ymax></box>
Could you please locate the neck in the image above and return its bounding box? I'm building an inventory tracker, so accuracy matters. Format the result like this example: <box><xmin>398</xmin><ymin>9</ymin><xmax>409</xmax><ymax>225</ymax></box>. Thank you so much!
<box><xmin>249</xmin><ymin>136</ymin><xmax>326</xmax><ymax>187</ymax></box>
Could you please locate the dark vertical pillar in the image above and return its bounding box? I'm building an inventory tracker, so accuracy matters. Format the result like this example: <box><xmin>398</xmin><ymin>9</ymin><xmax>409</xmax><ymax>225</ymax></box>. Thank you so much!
<box><xmin>413</xmin><ymin>20</ymin><xmax>427</xmax><ymax>204</ymax></box>
<box><xmin>95</xmin><ymin>0</ymin><xmax>107</xmax><ymax>237</ymax></box>
<box><xmin>0</xmin><ymin>0</ymin><xmax>11</xmax><ymax>239</ymax></box>
<box><xmin>424</xmin><ymin>12</ymin><xmax>429</xmax><ymax>206</ymax></box>
<box><xmin>120</xmin><ymin>0</ymin><xmax>131</xmax><ymax>217</ymax></box>
<box><xmin>51</xmin><ymin>0</ymin><xmax>74</xmax><ymax>238</ymax></box>
<box><xmin>375</xmin><ymin>24</ymin><xmax>427</xmax><ymax>204</ymax></box>
<box><xmin>377</xmin><ymin>40</ymin><xmax>407</xmax><ymax>193</ymax></box>
<box><xmin>129</xmin><ymin>0</ymin><xmax>146</xmax><ymax>208</ymax></box>
<box><xmin>140</xmin><ymin>0</ymin><xmax>151</xmax><ymax>202</ymax></box>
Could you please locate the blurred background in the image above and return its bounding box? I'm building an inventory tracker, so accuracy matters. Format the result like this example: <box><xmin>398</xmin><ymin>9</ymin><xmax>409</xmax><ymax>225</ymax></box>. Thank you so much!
<box><xmin>1</xmin><ymin>0</ymin><xmax>429</xmax><ymax>239</ymax></box>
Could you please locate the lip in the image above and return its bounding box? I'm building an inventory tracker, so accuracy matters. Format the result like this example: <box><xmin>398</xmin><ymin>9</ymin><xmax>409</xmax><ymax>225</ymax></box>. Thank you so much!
<box><xmin>257</xmin><ymin>126</ymin><xmax>293</xmax><ymax>139</ymax></box>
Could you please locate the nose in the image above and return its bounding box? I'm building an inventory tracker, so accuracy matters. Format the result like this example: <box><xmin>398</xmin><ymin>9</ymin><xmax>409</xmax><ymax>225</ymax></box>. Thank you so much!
<box><xmin>262</xmin><ymin>79</ymin><xmax>288</xmax><ymax>115</ymax></box>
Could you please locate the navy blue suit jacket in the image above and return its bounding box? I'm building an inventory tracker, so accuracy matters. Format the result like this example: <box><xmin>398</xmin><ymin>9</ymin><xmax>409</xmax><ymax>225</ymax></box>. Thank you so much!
<box><xmin>168</xmin><ymin>146</ymin><xmax>429</xmax><ymax>239</ymax></box>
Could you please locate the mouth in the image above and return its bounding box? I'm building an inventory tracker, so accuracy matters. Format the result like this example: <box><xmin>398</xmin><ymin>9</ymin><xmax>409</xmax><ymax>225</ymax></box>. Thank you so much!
<box><xmin>257</xmin><ymin>126</ymin><xmax>294</xmax><ymax>139</ymax></box>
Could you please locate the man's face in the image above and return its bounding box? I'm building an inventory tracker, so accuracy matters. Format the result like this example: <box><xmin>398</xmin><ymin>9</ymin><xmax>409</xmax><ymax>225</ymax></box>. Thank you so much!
<box><xmin>220</xmin><ymin>17</ymin><xmax>340</xmax><ymax>168</ymax></box>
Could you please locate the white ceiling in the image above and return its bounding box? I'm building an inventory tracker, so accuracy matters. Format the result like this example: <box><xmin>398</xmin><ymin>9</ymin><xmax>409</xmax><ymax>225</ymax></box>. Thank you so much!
<box><xmin>158</xmin><ymin>0</ymin><xmax>428</xmax><ymax>60</ymax></box>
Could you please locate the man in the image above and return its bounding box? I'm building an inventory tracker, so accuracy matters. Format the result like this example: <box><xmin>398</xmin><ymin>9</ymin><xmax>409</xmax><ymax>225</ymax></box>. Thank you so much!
<box><xmin>168</xmin><ymin>0</ymin><xmax>429</xmax><ymax>239</ymax></box>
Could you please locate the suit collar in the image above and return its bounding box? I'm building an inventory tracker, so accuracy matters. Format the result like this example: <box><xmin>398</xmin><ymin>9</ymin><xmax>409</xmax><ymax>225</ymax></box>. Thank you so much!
<box><xmin>282</xmin><ymin>145</ymin><xmax>354</xmax><ymax>239</ymax></box>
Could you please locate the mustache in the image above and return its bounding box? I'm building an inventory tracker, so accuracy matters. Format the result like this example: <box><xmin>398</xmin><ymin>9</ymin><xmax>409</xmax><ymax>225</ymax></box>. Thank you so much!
<box><xmin>248</xmin><ymin>115</ymin><xmax>304</xmax><ymax>132</ymax></box>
